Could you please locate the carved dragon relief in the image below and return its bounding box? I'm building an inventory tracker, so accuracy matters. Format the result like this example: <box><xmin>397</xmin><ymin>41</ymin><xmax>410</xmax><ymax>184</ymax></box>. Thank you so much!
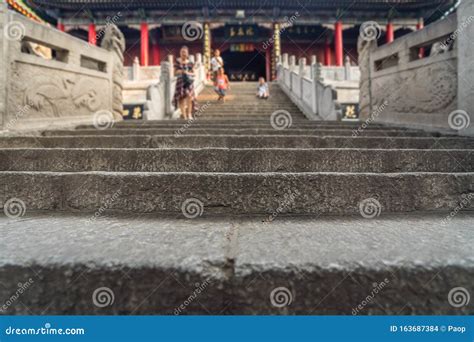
<box><xmin>372</xmin><ymin>63</ymin><xmax>457</xmax><ymax>114</ymax></box>
<box><xmin>23</xmin><ymin>75</ymin><xmax>103</xmax><ymax>117</ymax></box>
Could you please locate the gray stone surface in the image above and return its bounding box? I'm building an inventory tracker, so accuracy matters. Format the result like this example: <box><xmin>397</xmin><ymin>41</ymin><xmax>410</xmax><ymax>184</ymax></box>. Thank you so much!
<box><xmin>1</xmin><ymin>148</ymin><xmax>472</xmax><ymax>173</ymax></box>
<box><xmin>0</xmin><ymin>212</ymin><xmax>472</xmax><ymax>314</ymax></box>
<box><xmin>42</xmin><ymin>128</ymin><xmax>436</xmax><ymax>137</ymax></box>
<box><xmin>1</xmin><ymin>135</ymin><xmax>472</xmax><ymax>149</ymax></box>
<box><xmin>1</xmin><ymin>172</ymin><xmax>473</xmax><ymax>215</ymax></box>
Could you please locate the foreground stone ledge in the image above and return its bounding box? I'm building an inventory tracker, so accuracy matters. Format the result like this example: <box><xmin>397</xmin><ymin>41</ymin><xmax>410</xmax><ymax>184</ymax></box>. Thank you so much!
<box><xmin>0</xmin><ymin>213</ymin><xmax>472</xmax><ymax>315</ymax></box>
<box><xmin>0</xmin><ymin>136</ymin><xmax>472</xmax><ymax>149</ymax></box>
<box><xmin>0</xmin><ymin>148</ymin><xmax>472</xmax><ymax>173</ymax></box>
<box><xmin>0</xmin><ymin>172</ymin><xmax>473</xmax><ymax>215</ymax></box>
<box><xmin>42</xmin><ymin>128</ymin><xmax>436</xmax><ymax>137</ymax></box>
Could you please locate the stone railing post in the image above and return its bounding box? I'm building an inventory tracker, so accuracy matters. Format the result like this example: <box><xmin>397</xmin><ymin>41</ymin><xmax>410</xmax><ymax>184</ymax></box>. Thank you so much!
<box><xmin>132</xmin><ymin>57</ymin><xmax>140</xmax><ymax>81</ymax></box>
<box><xmin>161</xmin><ymin>61</ymin><xmax>173</xmax><ymax>116</ymax></box>
<box><xmin>457</xmin><ymin>0</ymin><xmax>474</xmax><ymax>136</ymax></box>
<box><xmin>282</xmin><ymin>53</ymin><xmax>289</xmax><ymax>68</ymax></box>
<box><xmin>0</xmin><ymin>1</ymin><xmax>7</xmax><ymax>130</ymax></box>
<box><xmin>310</xmin><ymin>56</ymin><xmax>318</xmax><ymax>79</ymax></box>
<box><xmin>299</xmin><ymin>57</ymin><xmax>307</xmax><ymax>78</ymax></box>
<box><xmin>344</xmin><ymin>56</ymin><xmax>352</xmax><ymax>80</ymax></box>
<box><xmin>101</xmin><ymin>24</ymin><xmax>126</xmax><ymax>121</ymax></box>
<box><xmin>289</xmin><ymin>55</ymin><xmax>296</xmax><ymax>72</ymax></box>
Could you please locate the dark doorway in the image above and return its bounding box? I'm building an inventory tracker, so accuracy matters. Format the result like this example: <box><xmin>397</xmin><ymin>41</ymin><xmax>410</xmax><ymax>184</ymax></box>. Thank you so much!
<box><xmin>221</xmin><ymin>50</ymin><xmax>266</xmax><ymax>82</ymax></box>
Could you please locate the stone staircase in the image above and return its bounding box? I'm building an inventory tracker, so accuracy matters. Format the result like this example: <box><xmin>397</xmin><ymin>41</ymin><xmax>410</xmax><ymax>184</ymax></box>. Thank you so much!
<box><xmin>0</xmin><ymin>82</ymin><xmax>473</xmax><ymax>315</ymax></box>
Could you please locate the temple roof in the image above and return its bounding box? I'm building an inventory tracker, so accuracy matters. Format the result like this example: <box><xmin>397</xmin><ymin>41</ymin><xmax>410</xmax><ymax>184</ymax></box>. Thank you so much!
<box><xmin>27</xmin><ymin>0</ymin><xmax>456</xmax><ymax>25</ymax></box>
<box><xmin>28</xmin><ymin>0</ymin><xmax>455</xmax><ymax>10</ymax></box>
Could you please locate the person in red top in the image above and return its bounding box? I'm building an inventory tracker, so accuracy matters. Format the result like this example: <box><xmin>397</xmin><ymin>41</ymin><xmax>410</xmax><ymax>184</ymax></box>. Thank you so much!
<box><xmin>214</xmin><ymin>67</ymin><xmax>230</xmax><ymax>102</ymax></box>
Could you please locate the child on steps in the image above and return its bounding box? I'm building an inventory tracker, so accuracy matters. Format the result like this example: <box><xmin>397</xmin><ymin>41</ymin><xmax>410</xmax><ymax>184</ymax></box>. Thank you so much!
<box><xmin>214</xmin><ymin>68</ymin><xmax>230</xmax><ymax>102</ymax></box>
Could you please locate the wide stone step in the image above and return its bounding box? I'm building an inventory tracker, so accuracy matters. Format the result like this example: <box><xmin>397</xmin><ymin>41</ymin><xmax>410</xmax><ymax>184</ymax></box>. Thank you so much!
<box><xmin>0</xmin><ymin>212</ymin><xmax>472</xmax><ymax>314</ymax></box>
<box><xmin>104</xmin><ymin>123</ymin><xmax>414</xmax><ymax>131</ymax></box>
<box><xmin>1</xmin><ymin>171</ymin><xmax>472</xmax><ymax>215</ymax></box>
<box><xmin>113</xmin><ymin>120</ymin><xmax>390</xmax><ymax>128</ymax></box>
<box><xmin>1</xmin><ymin>135</ymin><xmax>472</xmax><ymax>149</ymax></box>
<box><xmin>42</xmin><ymin>128</ymin><xmax>436</xmax><ymax>137</ymax></box>
<box><xmin>2</xmin><ymin>148</ymin><xmax>472</xmax><ymax>173</ymax></box>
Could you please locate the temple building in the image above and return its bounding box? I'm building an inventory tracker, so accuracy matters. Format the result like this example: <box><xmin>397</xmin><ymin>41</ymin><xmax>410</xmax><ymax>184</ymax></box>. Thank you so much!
<box><xmin>21</xmin><ymin>0</ymin><xmax>456</xmax><ymax>81</ymax></box>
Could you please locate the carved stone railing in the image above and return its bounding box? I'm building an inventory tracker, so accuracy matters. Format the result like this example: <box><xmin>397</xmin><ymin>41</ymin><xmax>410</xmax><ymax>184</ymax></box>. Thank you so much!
<box><xmin>0</xmin><ymin>3</ymin><xmax>124</xmax><ymax>131</ymax></box>
<box><xmin>123</xmin><ymin>57</ymin><xmax>161</xmax><ymax>108</ymax></box>
<box><xmin>144</xmin><ymin>53</ymin><xmax>207</xmax><ymax>120</ymax></box>
<box><xmin>277</xmin><ymin>55</ymin><xmax>341</xmax><ymax>120</ymax></box>
<box><xmin>359</xmin><ymin>1</ymin><xmax>473</xmax><ymax>136</ymax></box>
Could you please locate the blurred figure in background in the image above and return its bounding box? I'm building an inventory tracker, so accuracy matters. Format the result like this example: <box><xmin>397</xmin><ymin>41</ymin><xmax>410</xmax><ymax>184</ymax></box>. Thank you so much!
<box><xmin>214</xmin><ymin>68</ymin><xmax>230</xmax><ymax>102</ymax></box>
<box><xmin>256</xmin><ymin>77</ymin><xmax>269</xmax><ymax>99</ymax></box>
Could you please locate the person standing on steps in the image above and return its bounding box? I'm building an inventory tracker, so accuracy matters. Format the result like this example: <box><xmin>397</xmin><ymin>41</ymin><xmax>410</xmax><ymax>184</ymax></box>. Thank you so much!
<box><xmin>256</xmin><ymin>77</ymin><xmax>269</xmax><ymax>99</ymax></box>
<box><xmin>173</xmin><ymin>46</ymin><xmax>197</xmax><ymax>120</ymax></box>
<box><xmin>210</xmin><ymin>49</ymin><xmax>224</xmax><ymax>82</ymax></box>
<box><xmin>214</xmin><ymin>68</ymin><xmax>230</xmax><ymax>102</ymax></box>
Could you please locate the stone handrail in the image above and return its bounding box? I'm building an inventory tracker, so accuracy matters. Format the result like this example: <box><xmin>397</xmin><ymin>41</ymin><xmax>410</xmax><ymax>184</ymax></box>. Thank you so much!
<box><xmin>277</xmin><ymin>55</ymin><xmax>340</xmax><ymax>120</ymax></box>
<box><xmin>0</xmin><ymin>3</ymin><xmax>124</xmax><ymax>131</ymax></box>
<box><xmin>143</xmin><ymin>53</ymin><xmax>206</xmax><ymax>120</ymax></box>
<box><xmin>359</xmin><ymin>1</ymin><xmax>473</xmax><ymax>136</ymax></box>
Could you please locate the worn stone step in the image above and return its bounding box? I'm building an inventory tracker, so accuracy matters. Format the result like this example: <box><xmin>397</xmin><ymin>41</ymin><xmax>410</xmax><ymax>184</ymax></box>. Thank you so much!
<box><xmin>113</xmin><ymin>120</ymin><xmax>389</xmax><ymax>128</ymax></box>
<box><xmin>1</xmin><ymin>135</ymin><xmax>472</xmax><ymax>149</ymax></box>
<box><xmin>1</xmin><ymin>148</ymin><xmax>472</xmax><ymax>173</ymax></box>
<box><xmin>102</xmin><ymin>124</ymin><xmax>414</xmax><ymax>131</ymax></box>
<box><xmin>1</xmin><ymin>171</ymin><xmax>472</xmax><ymax>215</ymax></box>
<box><xmin>0</xmin><ymin>212</ymin><xmax>472</xmax><ymax>314</ymax></box>
<box><xmin>42</xmin><ymin>128</ymin><xmax>436</xmax><ymax>137</ymax></box>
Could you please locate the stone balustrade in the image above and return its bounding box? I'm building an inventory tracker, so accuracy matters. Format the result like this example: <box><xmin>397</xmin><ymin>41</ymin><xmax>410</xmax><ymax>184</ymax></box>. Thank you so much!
<box><xmin>0</xmin><ymin>3</ymin><xmax>124</xmax><ymax>131</ymax></box>
<box><xmin>359</xmin><ymin>0</ymin><xmax>473</xmax><ymax>136</ymax></box>
<box><xmin>143</xmin><ymin>53</ymin><xmax>207</xmax><ymax>120</ymax></box>
<box><xmin>277</xmin><ymin>55</ymin><xmax>341</xmax><ymax>120</ymax></box>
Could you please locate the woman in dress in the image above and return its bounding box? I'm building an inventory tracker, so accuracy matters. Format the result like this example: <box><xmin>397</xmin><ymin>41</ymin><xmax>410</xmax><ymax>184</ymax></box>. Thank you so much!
<box><xmin>174</xmin><ymin>46</ymin><xmax>197</xmax><ymax>120</ymax></box>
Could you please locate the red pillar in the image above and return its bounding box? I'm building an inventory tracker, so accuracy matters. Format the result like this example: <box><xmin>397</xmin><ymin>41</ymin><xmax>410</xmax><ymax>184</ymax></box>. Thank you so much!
<box><xmin>140</xmin><ymin>23</ymin><xmax>149</xmax><ymax>66</ymax></box>
<box><xmin>151</xmin><ymin>41</ymin><xmax>161</xmax><ymax>66</ymax></box>
<box><xmin>57</xmin><ymin>19</ymin><xmax>65</xmax><ymax>32</ymax></box>
<box><xmin>417</xmin><ymin>18</ymin><xmax>425</xmax><ymax>59</ymax></box>
<box><xmin>386</xmin><ymin>22</ymin><xmax>394</xmax><ymax>43</ymax></box>
<box><xmin>324</xmin><ymin>37</ymin><xmax>332</xmax><ymax>66</ymax></box>
<box><xmin>334</xmin><ymin>21</ymin><xmax>343</xmax><ymax>67</ymax></box>
<box><xmin>88</xmin><ymin>24</ymin><xmax>96</xmax><ymax>45</ymax></box>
